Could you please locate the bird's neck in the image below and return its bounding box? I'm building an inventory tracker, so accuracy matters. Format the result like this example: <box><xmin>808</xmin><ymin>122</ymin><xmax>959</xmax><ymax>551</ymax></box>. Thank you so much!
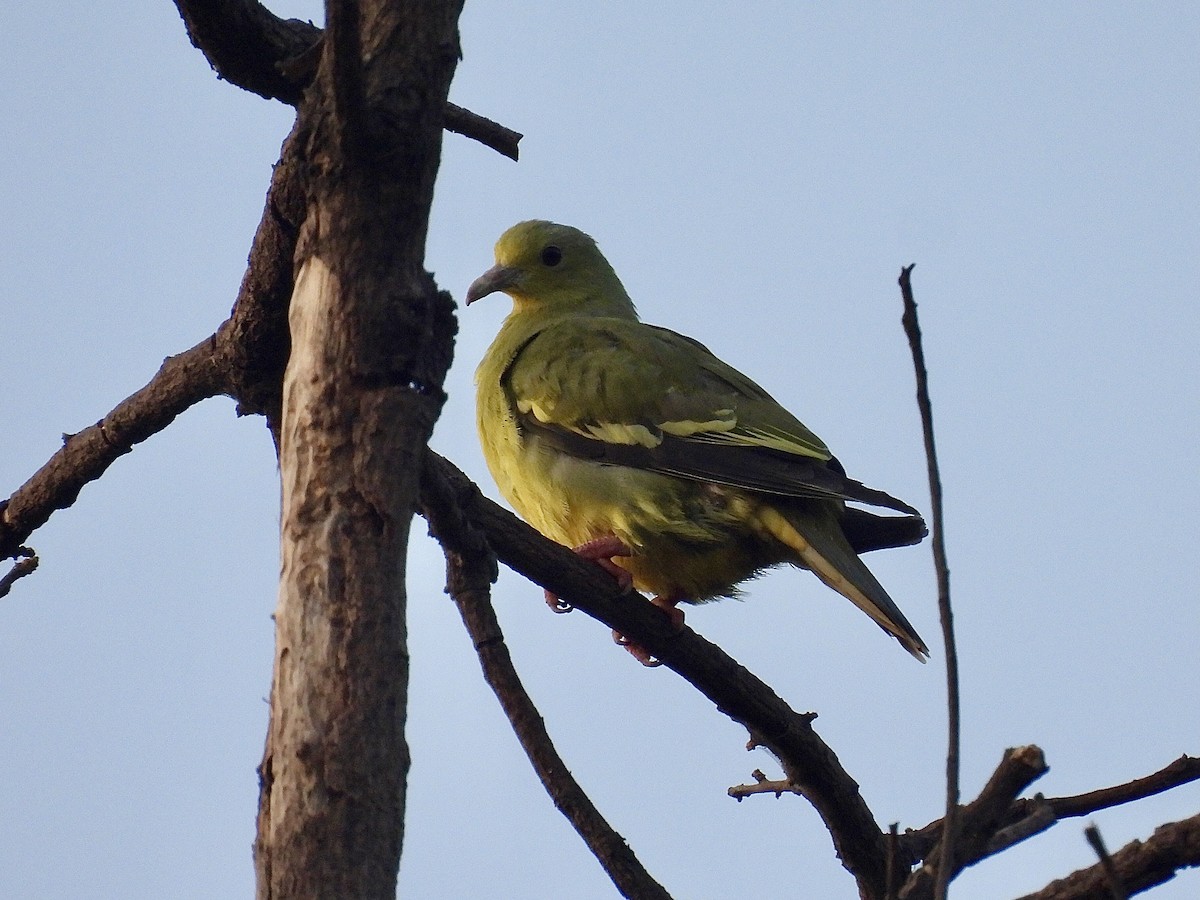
<box><xmin>513</xmin><ymin>280</ymin><xmax>638</xmax><ymax>322</ymax></box>
<box><xmin>476</xmin><ymin>288</ymin><xmax>636</xmax><ymax>388</ymax></box>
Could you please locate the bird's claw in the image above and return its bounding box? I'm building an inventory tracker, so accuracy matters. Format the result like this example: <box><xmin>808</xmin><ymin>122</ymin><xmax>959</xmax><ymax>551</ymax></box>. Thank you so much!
<box><xmin>613</xmin><ymin>629</ymin><xmax>664</xmax><ymax>666</ymax></box>
<box><xmin>612</xmin><ymin>594</ymin><xmax>685</xmax><ymax>667</ymax></box>
<box><xmin>543</xmin><ymin>535</ymin><xmax>634</xmax><ymax>613</ymax></box>
<box><xmin>544</xmin><ymin>589</ymin><xmax>574</xmax><ymax>613</ymax></box>
<box><xmin>543</xmin><ymin>536</ymin><xmax>682</xmax><ymax>668</ymax></box>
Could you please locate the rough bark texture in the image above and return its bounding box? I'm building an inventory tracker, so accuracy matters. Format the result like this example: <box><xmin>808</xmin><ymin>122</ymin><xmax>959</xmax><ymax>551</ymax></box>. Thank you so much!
<box><xmin>174</xmin><ymin>0</ymin><xmax>321</xmax><ymax>104</ymax></box>
<box><xmin>254</xmin><ymin>2</ymin><xmax>463</xmax><ymax>898</ymax></box>
<box><xmin>1017</xmin><ymin>815</ymin><xmax>1200</xmax><ymax>900</ymax></box>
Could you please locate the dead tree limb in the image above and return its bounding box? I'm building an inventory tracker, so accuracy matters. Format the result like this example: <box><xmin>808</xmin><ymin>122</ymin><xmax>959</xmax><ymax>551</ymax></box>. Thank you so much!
<box><xmin>1017</xmin><ymin>814</ymin><xmax>1200</xmax><ymax>900</ymax></box>
<box><xmin>424</xmin><ymin>452</ymin><xmax>892</xmax><ymax>899</ymax></box>
<box><xmin>1043</xmin><ymin>756</ymin><xmax>1200</xmax><ymax>821</ymax></box>
<box><xmin>0</xmin><ymin>334</ymin><xmax>224</xmax><ymax>560</ymax></box>
<box><xmin>899</xmin><ymin>263</ymin><xmax>961</xmax><ymax>900</ymax></box>
<box><xmin>172</xmin><ymin>0</ymin><xmax>522</xmax><ymax>158</ymax></box>
<box><xmin>420</xmin><ymin>456</ymin><xmax>673</xmax><ymax>900</ymax></box>
<box><xmin>252</xmin><ymin>1</ymin><xmax>462</xmax><ymax>896</ymax></box>
<box><xmin>901</xmin><ymin>746</ymin><xmax>1049</xmax><ymax>898</ymax></box>
<box><xmin>0</xmin><ymin>550</ymin><xmax>38</xmax><ymax>599</ymax></box>
<box><xmin>900</xmin><ymin>755</ymin><xmax>1200</xmax><ymax>871</ymax></box>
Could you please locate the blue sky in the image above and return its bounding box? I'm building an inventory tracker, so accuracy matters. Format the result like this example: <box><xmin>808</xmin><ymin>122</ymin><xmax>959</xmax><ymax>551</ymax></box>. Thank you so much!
<box><xmin>2</xmin><ymin>3</ymin><xmax>1197</xmax><ymax>898</ymax></box>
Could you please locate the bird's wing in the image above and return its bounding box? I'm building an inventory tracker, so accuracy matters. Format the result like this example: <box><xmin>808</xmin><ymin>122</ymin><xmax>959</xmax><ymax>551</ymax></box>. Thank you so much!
<box><xmin>502</xmin><ymin>318</ymin><xmax>918</xmax><ymax>515</ymax></box>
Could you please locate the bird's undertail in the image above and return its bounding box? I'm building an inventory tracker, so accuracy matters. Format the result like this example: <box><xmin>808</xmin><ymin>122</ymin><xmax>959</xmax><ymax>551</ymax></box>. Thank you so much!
<box><xmin>840</xmin><ymin>508</ymin><xmax>928</xmax><ymax>555</ymax></box>
<box><xmin>758</xmin><ymin>506</ymin><xmax>930</xmax><ymax>662</ymax></box>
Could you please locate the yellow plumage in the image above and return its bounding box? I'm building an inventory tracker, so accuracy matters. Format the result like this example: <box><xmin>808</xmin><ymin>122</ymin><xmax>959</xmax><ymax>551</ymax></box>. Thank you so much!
<box><xmin>469</xmin><ymin>220</ymin><xmax>929</xmax><ymax>660</ymax></box>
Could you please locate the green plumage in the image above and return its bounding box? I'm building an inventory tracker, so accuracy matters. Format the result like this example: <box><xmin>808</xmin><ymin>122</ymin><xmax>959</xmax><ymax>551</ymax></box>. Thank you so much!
<box><xmin>469</xmin><ymin>220</ymin><xmax>929</xmax><ymax>660</ymax></box>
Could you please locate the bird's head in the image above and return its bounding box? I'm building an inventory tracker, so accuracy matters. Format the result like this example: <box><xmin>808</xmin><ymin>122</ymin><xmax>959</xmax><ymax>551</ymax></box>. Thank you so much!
<box><xmin>466</xmin><ymin>220</ymin><xmax>636</xmax><ymax>317</ymax></box>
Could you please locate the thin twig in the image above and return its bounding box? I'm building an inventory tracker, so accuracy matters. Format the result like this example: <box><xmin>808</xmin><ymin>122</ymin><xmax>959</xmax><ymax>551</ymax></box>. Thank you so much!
<box><xmin>443</xmin><ymin>102</ymin><xmax>522</xmax><ymax>160</ymax></box>
<box><xmin>1085</xmin><ymin>824</ymin><xmax>1130</xmax><ymax>900</ymax></box>
<box><xmin>1044</xmin><ymin>755</ymin><xmax>1200</xmax><ymax>820</ymax></box>
<box><xmin>899</xmin><ymin>264</ymin><xmax>960</xmax><ymax>900</ymax></box>
<box><xmin>984</xmin><ymin>801</ymin><xmax>1058</xmax><ymax>856</ymax></box>
<box><xmin>0</xmin><ymin>550</ymin><xmax>38</xmax><ymax>598</ymax></box>
<box><xmin>450</xmin><ymin>564</ymin><xmax>673</xmax><ymax>900</ymax></box>
<box><xmin>727</xmin><ymin>770</ymin><xmax>800</xmax><ymax>801</ymax></box>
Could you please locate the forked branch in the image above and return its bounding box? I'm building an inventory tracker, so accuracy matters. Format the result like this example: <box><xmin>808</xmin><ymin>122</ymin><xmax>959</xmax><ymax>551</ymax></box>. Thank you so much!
<box><xmin>420</xmin><ymin>457</ymin><xmax>673</xmax><ymax>900</ymax></box>
<box><xmin>172</xmin><ymin>0</ymin><xmax>522</xmax><ymax>158</ymax></box>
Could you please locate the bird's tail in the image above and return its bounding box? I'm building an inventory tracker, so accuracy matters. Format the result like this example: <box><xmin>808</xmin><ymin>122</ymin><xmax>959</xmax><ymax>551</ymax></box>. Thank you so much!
<box><xmin>758</xmin><ymin>505</ymin><xmax>929</xmax><ymax>661</ymax></box>
<box><xmin>840</xmin><ymin>508</ymin><xmax>928</xmax><ymax>555</ymax></box>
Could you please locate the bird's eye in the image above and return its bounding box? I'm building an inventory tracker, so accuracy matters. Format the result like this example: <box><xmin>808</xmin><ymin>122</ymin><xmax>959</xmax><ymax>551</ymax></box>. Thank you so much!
<box><xmin>541</xmin><ymin>245</ymin><xmax>563</xmax><ymax>267</ymax></box>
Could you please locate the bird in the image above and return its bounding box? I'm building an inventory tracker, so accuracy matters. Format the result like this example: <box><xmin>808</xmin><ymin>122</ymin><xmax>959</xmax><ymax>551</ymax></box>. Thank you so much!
<box><xmin>467</xmin><ymin>220</ymin><xmax>929</xmax><ymax>664</ymax></box>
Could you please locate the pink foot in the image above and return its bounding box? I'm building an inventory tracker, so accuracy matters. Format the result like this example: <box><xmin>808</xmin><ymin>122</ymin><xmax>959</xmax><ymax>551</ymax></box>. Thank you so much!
<box><xmin>613</xmin><ymin>593</ymin><xmax>686</xmax><ymax>667</ymax></box>
<box><xmin>544</xmin><ymin>535</ymin><xmax>634</xmax><ymax>613</ymax></box>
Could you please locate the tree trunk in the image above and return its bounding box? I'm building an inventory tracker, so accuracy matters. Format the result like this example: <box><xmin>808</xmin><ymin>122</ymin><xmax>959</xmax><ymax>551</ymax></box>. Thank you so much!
<box><xmin>254</xmin><ymin>2</ymin><xmax>463</xmax><ymax>897</ymax></box>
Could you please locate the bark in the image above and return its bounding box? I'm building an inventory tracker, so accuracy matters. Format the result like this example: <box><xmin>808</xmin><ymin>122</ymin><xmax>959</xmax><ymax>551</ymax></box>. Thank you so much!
<box><xmin>173</xmin><ymin>0</ymin><xmax>521</xmax><ymax>159</ymax></box>
<box><xmin>1018</xmin><ymin>815</ymin><xmax>1200</xmax><ymax>900</ymax></box>
<box><xmin>253</xmin><ymin>2</ymin><xmax>462</xmax><ymax>897</ymax></box>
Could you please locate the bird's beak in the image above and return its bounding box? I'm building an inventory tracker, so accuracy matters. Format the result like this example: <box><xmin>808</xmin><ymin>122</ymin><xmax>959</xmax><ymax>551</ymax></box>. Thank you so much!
<box><xmin>465</xmin><ymin>264</ymin><xmax>522</xmax><ymax>305</ymax></box>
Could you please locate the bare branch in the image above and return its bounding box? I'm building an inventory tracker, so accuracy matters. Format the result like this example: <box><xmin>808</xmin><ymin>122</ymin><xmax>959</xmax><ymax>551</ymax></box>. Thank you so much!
<box><xmin>1017</xmin><ymin>814</ymin><xmax>1200</xmax><ymax>900</ymax></box>
<box><xmin>950</xmin><ymin>744</ymin><xmax>1049</xmax><ymax>855</ymax></box>
<box><xmin>421</xmin><ymin>458</ymin><xmax>673</xmax><ymax>900</ymax></box>
<box><xmin>450</xmin><ymin>569</ymin><xmax>674</xmax><ymax>899</ymax></box>
<box><xmin>0</xmin><ymin>335</ymin><xmax>225</xmax><ymax>561</ymax></box>
<box><xmin>899</xmin><ymin>263</ymin><xmax>961</xmax><ymax>900</ymax></box>
<box><xmin>216</xmin><ymin>122</ymin><xmax>308</xmax><ymax>438</ymax></box>
<box><xmin>903</xmin><ymin>754</ymin><xmax>1200</xmax><ymax>875</ymax></box>
<box><xmin>983</xmin><ymin>800</ymin><xmax>1058</xmax><ymax>857</ymax></box>
<box><xmin>0</xmin><ymin>550</ymin><xmax>38</xmax><ymax>598</ymax></box>
<box><xmin>0</xmin><ymin>114</ymin><xmax>310</xmax><ymax>564</ymax></box>
<box><xmin>1041</xmin><ymin>755</ymin><xmax>1200</xmax><ymax>821</ymax></box>
<box><xmin>901</xmin><ymin>746</ymin><xmax>1049</xmax><ymax>898</ymax></box>
<box><xmin>173</xmin><ymin>0</ymin><xmax>321</xmax><ymax>103</ymax></box>
<box><xmin>727</xmin><ymin>769</ymin><xmax>801</xmax><ymax>801</ymax></box>
<box><xmin>424</xmin><ymin>451</ymin><xmax>892</xmax><ymax>898</ymax></box>
<box><xmin>172</xmin><ymin>0</ymin><xmax>522</xmax><ymax>158</ymax></box>
<box><xmin>1084</xmin><ymin>824</ymin><xmax>1130</xmax><ymax>900</ymax></box>
<box><xmin>443</xmin><ymin>102</ymin><xmax>522</xmax><ymax>161</ymax></box>
<box><xmin>1</xmin><ymin>118</ymin><xmax>305</xmax><ymax>575</ymax></box>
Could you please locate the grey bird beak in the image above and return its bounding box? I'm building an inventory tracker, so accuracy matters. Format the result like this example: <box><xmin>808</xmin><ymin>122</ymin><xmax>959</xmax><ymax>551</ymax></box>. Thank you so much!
<box><xmin>465</xmin><ymin>264</ymin><xmax>522</xmax><ymax>305</ymax></box>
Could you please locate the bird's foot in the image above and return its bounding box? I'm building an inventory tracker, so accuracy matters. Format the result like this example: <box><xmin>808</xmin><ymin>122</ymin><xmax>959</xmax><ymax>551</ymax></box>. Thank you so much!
<box><xmin>613</xmin><ymin>594</ymin><xmax>686</xmax><ymax>667</ymax></box>
<box><xmin>543</xmin><ymin>535</ymin><xmax>634</xmax><ymax>613</ymax></box>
